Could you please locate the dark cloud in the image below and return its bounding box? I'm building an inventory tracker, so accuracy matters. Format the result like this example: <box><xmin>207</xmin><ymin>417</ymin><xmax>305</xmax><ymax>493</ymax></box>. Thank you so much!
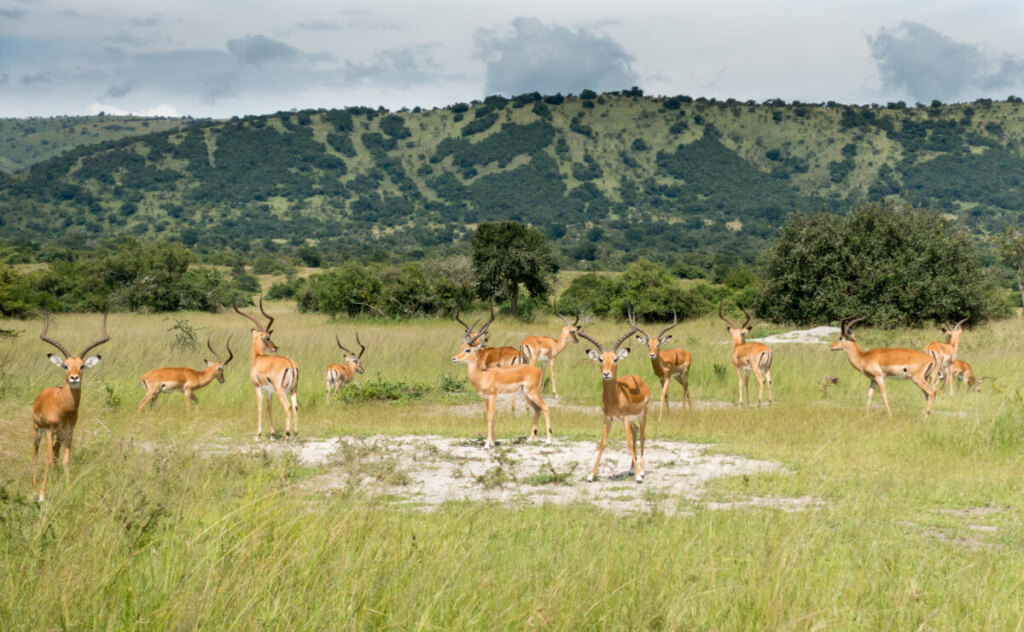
<box><xmin>104</xmin><ymin>81</ymin><xmax>134</xmax><ymax>98</ymax></box>
<box><xmin>295</xmin><ymin>20</ymin><xmax>340</xmax><ymax>32</ymax></box>
<box><xmin>129</xmin><ymin>15</ymin><xmax>163</xmax><ymax>27</ymax></box>
<box><xmin>227</xmin><ymin>35</ymin><xmax>300</xmax><ymax>67</ymax></box>
<box><xmin>475</xmin><ymin>17</ymin><xmax>638</xmax><ymax>96</ymax></box>
<box><xmin>869</xmin><ymin>22</ymin><xmax>1024</xmax><ymax>102</ymax></box>
<box><xmin>0</xmin><ymin>7</ymin><xmax>27</xmax><ymax>18</ymax></box>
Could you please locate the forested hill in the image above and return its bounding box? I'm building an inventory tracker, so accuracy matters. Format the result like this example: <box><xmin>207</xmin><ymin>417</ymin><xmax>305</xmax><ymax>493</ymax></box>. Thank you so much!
<box><xmin>2</xmin><ymin>93</ymin><xmax>1023</xmax><ymax>269</ymax></box>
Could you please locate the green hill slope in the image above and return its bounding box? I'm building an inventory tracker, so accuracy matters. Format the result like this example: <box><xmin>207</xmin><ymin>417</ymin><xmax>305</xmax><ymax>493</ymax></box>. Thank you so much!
<box><xmin>1</xmin><ymin>94</ymin><xmax>1022</xmax><ymax>268</ymax></box>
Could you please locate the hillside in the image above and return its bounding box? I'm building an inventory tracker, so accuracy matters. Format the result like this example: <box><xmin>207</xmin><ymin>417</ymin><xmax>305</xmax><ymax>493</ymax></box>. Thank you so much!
<box><xmin>0</xmin><ymin>115</ymin><xmax>196</xmax><ymax>173</ymax></box>
<box><xmin>1</xmin><ymin>94</ymin><xmax>1022</xmax><ymax>270</ymax></box>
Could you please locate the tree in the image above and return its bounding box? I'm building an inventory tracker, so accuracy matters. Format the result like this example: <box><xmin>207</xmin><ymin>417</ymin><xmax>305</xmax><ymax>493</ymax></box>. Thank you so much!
<box><xmin>995</xmin><ymin>227</ymin><xmax>1024</xmax><ymax>311</ymax></box>
<box><xmin>471</xmin><ymin>221</ymin><xmax>553</xmax><ymax>316</ymax></box>
<box><xmin>755</xmin><ymin>201</ymin><xmax>997</xmax><ymax>327</ymax></box>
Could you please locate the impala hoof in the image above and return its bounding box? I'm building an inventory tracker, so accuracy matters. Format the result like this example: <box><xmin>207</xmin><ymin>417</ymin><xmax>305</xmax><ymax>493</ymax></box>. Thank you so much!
<box><xmin>254</xmin><ymin>433</ymin><xmax>262</xmax><ymax>441</ymax></box>
<box><xmin>587</xmin><ymin>474</ymin><xmax>596</xmax><ymax>482</ymax></box>
<box><xmin>544</xmin><ymin>437</ymin><xmax>552</xmax><ymax>445</ymax></box>
<box><xmin>636</xmin><ymin>473</ymin><xmax>645</xmax><ymax>484</ymax></box>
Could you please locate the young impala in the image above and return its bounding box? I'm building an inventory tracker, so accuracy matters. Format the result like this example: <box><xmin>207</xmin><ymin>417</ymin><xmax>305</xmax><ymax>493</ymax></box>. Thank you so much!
<box><xmin>830</xmin><ymin>314</ymin><xmax>936</xmax><ymax>417</ymax></box>
<box><xmin>634</xmin><ymin>310</ymin><xmax>691</xmax><ymax>419</ymax></box>
<box><xmin>137</xmin><ymin>337</ymin><xmax>233</xmax><ymax>412</ymax></box>
<box><xmin>939</xmin><ymin>359</ymin><xmax>986</xmax><ymax>393</ymax></box>
<box><xmin>718</xmin><ymin>302</ymin><xmax>773</xmax><ymax>405</ymax></box>
<box><xmin>31</xmin><ymin>311</ymin><xmax>110</xmax><ymax>502</ymax></box>
<box><xmin>451</xmin><ymin>310</ymin><xmax>551</xmax><ymax>448</ymax></box>
<box><xmin>325</xmin><ymin>334</ymin><xmax>366</xmax><ymax>400</ymax></box>
<box><xmin>234</xmin><ymin>297</ymin><xmax>299</xmax><ymax>440</ymax></box>
<box><xmin>924</xmin><ymin>318</ymin><xmax>968</xmax><ymax>396</ymax></box>
<box><xmin>578</xmin><ymin>309</ymin><xmax>651</xmax><ymax>483</ymax></box>
<box><xmin>519</xmin><ymin>310</ymin><xmax>584</xmax><ymax>397</ymax></box>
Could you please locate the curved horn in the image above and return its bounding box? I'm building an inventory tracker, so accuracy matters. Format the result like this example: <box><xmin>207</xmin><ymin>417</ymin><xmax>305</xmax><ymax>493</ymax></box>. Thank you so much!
<box><xmin>576</xmin><ymin>329</ymin><xmax>605</xmax><ymax>353</ymax></box>
<box><xmin>79</xmin><ymin>311</ymin><xmax>110</xmax><ymax>357</ymax></box>
<box><xmin>39</xmin><ymin>310</ymin><xmax>71</xmax><ymax>358</ymax></box>
<box><xmin>612</xmin><ymin>305</ymin><xmax>640</xmax><ymax>351</ymax></box>
<box><xmin>955</xmin><ymin>317</ymin><xmax>969</xmax><ymax>329</ymax></box>
<box><xmin>258</xmin><ymin>294</ymin><xmax>274</xmax><ymax>332</ymax></box>
<box><xmin>233</xmin><ymin>301</ymin><xmax>264</xmax><ymax>330</ymax></box>
<box><xmin>845</xmin><ymin>313</ymin><xmax>871</xmax><ymax>336</ymax></box>
<box><xmin>223</xmin><ymin>336</ymin><xmax>234</xmax><ymax>366</ymax></box>
<box><xmin>657</xmin><ymin>309</ymin><xmax>679</xmax><ymax>340</ymax></box>
<box><xmin>207</xmin><ymin>335</ymin><xmax>223</xmax><ymax>364</ymax></box>
<box><xmin>739</xmin><ymin>304</ymin><xmax>753</xmax><ymax>329</ymax></box>
<box><xmin>335</xmin><ymin>334</ymin><xmax>354</xmax><ymax>355</ymax></box>
<box><xmin>356</xmin><ymin>332</ymin><xmax>366</xmax><ymax>360</ymax></box>
<box><xmin>556</xmin><ymin>312</ymin><xmax>571</xmax><ymax>326</ymax></box>
<box><xmin>454</xmin><ymin>305</ymin><xmax>472</xmax><ymax>333</ymax></box>
<box><xmin>718</xmin><ymin>301</ymin><xmax>736</xmax><ymax>329</ymax></box>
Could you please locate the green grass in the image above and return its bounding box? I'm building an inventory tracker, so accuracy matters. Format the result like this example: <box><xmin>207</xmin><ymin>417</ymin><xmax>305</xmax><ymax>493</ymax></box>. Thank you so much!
<box><xmin>2</xmin><ymin>305</ymin><xmax>1024</xmax><ymax>629</ymax></box>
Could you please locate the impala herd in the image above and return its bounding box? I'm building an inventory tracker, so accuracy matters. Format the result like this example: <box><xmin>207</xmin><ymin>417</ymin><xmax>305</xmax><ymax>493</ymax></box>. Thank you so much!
<box><xmin>25</xmin><ymin>300</ymin><xmax>986</xmax><ymax>501</ymax></box>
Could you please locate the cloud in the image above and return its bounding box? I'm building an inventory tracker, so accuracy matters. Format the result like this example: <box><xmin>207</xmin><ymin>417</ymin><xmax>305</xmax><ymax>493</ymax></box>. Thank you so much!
<box><xmin>104</xmin><ymin>81</ymin><xmax>134</xmax><ymax>98</ymax></box>
<box><xmin>0</xmin><ymin>7</ymin><xmax>26</xmax><ymax>19</ymax></box>
<box><xmin>341</xmin><ymin>46</ymin><xmax>449</xmax><ymax>88</ymax></box>
<box><xmin>295</xmin><ymin>20</ymin><xmax>340</xmax><ymax>32</ymax></box>
<box><xmin>227</xmin><ymin>35</ymin><xmax>300</xmax><ymax>66</ymax></box>
<box><xmin>88</xmin><ymin>102</ymin><xmax>181</xmax><ymax>117</ymax></box>
<box><xmin>868</xmin><ymin>22</ymin><xmax>1024</xmax><ymax>102</ymax></box>
<box><xmin>475</xmin><ymin>17</ymin><xmax>638</xmax><ymax>96</ymax></box>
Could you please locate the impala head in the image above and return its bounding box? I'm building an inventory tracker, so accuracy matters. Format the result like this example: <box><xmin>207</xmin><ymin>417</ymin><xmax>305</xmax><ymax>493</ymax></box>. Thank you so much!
<box><xmin>579</xmin><ymin>307</ymin><xmax>638</xmax><ymax>380</ymax></box>
<box><xmin>556</xmin><ymin>309</ymin><xmax>586</xmax><ymax>343</ymax></box>
<box><xmin>234</xmin><ymin>296</ymin><xmax>278</xmax><ymax>352</ymax></box>
<box><xmin>452</xmin><ymin>304</ymin><xmax>494</xmax><ymax>363</ymax></box>
<box><xmin>718</xmin><ymin>302</ymin><xmax>754</xmax><ymax>344</ymax></box>
<box><xmin>40</xmin><ymin>311</ymin><xmax>110</xmax><ymax>389</ymax></box>
<box><xmin>204</xmin><ymin>336</ymin><xmax>234</xmax><ymax>383</ymax></box>
<box><xmin>635</xmin><ymin>310</ymin><xmax>677</xmax><ymax>358</ymax></box>
<box><xmin>336</xmin><ymin>333</ymin><xmax>367</xmax><ymax>374</ymax></box>
<box><xmin>830</xmin><ymin>313</ymin><xmax>871</xmax><ymax>352</ymax></box>
<box><xmin>940</xmin><ymin>317</ymin><xmax>968</xmax><ymax>345</ymax></box>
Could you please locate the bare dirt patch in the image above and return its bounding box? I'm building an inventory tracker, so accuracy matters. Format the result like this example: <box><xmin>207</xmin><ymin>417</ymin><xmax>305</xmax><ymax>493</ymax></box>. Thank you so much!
<box><xmin>226</xmin><ymin>435</ymin><xmax>820</xmax><ymax>515</ymax></box>
<box><xmin>751</xmin><ymin>326</ymin><xmax>840</xmax><ymax>345</ymax></box>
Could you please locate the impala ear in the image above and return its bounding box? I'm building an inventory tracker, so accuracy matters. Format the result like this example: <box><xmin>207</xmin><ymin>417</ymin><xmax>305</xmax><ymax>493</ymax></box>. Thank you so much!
<box><xmin>635</xmin><ymin>334</ymin><xmax>647</xmax><ymax>344</ymax></box>
<box><xmin>661</xmin><ymin>335</ymin><xmax>672</xmax><ymax>343</ymax></box>
<box><xmin>47</xmin><ymin>354</ymin><xmax>66</xmax><ymax>369</ymax></box>
<box><xmin>586</xmin><ymin>349</ymin><xmax>601</xmax><ymax>361</ymax></box>
<box><xmin>617</xmin><ymin>348</ymin><xmax>630</xmax><ymax>361</ymax></box>
<box><xmin>83</xmin><ymin>356</ymin><xmax>101</xmax><ymax>368</ymax></box>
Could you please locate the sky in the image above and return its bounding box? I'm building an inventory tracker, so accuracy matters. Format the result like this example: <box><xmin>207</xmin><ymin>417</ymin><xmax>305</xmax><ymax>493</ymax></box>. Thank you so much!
<box><xmin>1</xmin><ymin>0</ymin><xmax>1023</xmax><ymax>119</ymax></box>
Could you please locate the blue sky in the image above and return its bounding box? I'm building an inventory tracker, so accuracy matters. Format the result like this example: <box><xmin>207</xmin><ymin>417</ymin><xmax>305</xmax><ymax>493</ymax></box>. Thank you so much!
<box><xmin>1</xmin><ymin>0</ymin><xmax>1022</xmax><ymax>118</ymax></box>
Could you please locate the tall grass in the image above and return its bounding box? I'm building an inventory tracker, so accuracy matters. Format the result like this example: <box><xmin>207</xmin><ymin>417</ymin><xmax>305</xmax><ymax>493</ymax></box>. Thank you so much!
<box><xmin>2</xmin><ymin>305</ymin><xmax>1024</xmax><ymax>629</ymax></box>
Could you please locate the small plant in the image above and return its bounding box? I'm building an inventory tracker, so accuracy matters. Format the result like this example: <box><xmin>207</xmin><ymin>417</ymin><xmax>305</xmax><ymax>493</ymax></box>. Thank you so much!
<box><xmin>526</xmin><ymin>460</ymin><xmax>577</xmax><ymax>486</ymax></box>
<box><xmin>438</xmin><ymin>373</ymin><xmax>467</xmax><ymax>394</ymax></box>
<box><xmin>104</xmin><ymin>384</ymin><xmax>122</xmax><ymax>410</ymax></box>
<box><xmin>168</xmin><ymin>318</ymin><xmax>200</xmax><ymax>351</ymax></box>
<box><xmin>475</xmin><ymin>447</ymin><xmax>518</xmax><ymax>489</ymax></box>
<box><xmin>713</xmin><ymin>363</ymin><xmax>727</xmax><ymax>379</ymax></box>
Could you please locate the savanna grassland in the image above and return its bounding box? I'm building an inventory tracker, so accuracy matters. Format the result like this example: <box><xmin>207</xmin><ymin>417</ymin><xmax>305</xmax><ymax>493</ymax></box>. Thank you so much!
<box><xmin>2</xmin><ymin>303</ymin><xmax>1024</xmax><ymax>630</ymax></box>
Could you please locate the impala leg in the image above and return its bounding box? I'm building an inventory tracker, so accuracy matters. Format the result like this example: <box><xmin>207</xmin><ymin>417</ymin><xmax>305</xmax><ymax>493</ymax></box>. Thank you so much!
<box><xmin>40</xmin><ymin>429</ymin><xmax>53</xmax><ymax>502</ymax></box>
<box><xmin>750</xmin><ymin>365</ymin><xmax>765</xmax><ymax>406</ymax></box>
<box><xmin>184</xmin><ymin>388</ymin><xmax>192</xmax><ymax>413</ymax></box>
<box><xmin>866</xmin><ymin>379</ymin><xmax>876</xmax><ymax>413</ymax></box>
<box><xmin>744</xmin><ymin>370</ymin><xmax>753</xmax><ymax>406</ymax></box>
<box><xmin>61</xmin><ymin>429</ymin><xmax>73</xmax><ymax>485</ymax></box>
<box><xmin>485</xmin><ymin>395</ymin><xmax>497</xmax><ymax>448</ymax></box>
<box><xmin>678</xmin><ymin>367</ymin><xmax>692</xmax><ymax>409</ymax></box>
<box><xmin>736</xmin><ymin>367</ymin><xmax>745</xmax><ymax>405</ymax></box>
<box><xmin>254</xmin><ymin>386</ymin><xmax>264</xmax><ymax>440</ymax></box>
<box><xmin>765</xmin><ymin>368</ymin><xmax>773</xmax><ymax>404</ymax></box>
<box><xmin>549</xmin><ymin>358</ymin><xmax>559</xmax><ymax>398</ymax></box>
<box><xmin>876</xmin><ymin>378</ymin><xmax>893</xmax><ymax>417</ymax></box>
<box><xmin>911</xmin><ymin>375</ymin><xmax>936</xmax><ymax>418</ymax></box>
<box><xmin>189</xmin><ymin>391</ymin><xmax>200</xmax><ymax>411</ymax></box>
<box><xmin>624</xmin><ymin>416</ymin><xmax>641</xmax><ymax>483</ymax></box>
<box><xmin>31</xmin><ymin>426</ymin><xmax>42</xmax><ymax>499</ymax></box>
<box><xmin>589</xmin><ymin>417</ymin><xmax>612</xmax><ymax>482</ymax></box>
<box><xmin>945</xmin><ymin>367</ymin><xmax>954</xmax><ymax>398</ymax></box>
<box><xmin>527</xmin><ymin>386</ymin><xmax>552</xmax><ymax>444</ymax></box>
<box><xmin>525</xmin><ymin>387</ymin><xmax>539</xmax><ymax>441</ymax></box>
<box><xmin>272</xmin><ymin>387</ymin><xmax>291</xmax><ymax>439</ymax></box>
<box><xmin>638</xmin><ymin>405</ymin><xmax>648</xmax><ymax>481</ymax></box>
<box><xmin>137</xmin><ymin>386</ymin><xmax>156</xmax><ymax>412</ymax></box>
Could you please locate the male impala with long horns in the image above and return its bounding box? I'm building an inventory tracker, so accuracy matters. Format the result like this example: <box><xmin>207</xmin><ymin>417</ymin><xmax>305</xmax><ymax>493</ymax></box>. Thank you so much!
<box><xmin>325</xmin><ymin>334</ymin><xmax>366</xmax><ymax>400</ymax></box>
<box><xmin>924</xmin><ymin>318</ymin><xmax>968</xmax><ymax>396</ymax></box>
<box><xmin>718</xmin><ymin>302</ymin><xmax>773</xmax><ymax>405</ymax></box>
<box><xmin>577</xmin><ymin>308</ymin><xmax>651</xmax><ymax>483</ymax></box>
<box><xmin>32</xmin><ymin>311</ymin><xmax>110</xmax><ymax>502</ymax></box>
<box><xmin>234</xmin><ymin>296</ymin><xmax>299</xmax><ymax>440</ymax></box>
<box><xmin>137</xmin><ymin>337</ymin><xmax>233</xmax><ymax>412</ymax></box>
<box><xmin>830</xmin><ymin>314</ymin><xmax>936</xmax><ymax>417</ymax></box>
<box><xmin>634</xmin><ymin>310</ymin><xmax>691</xmax><ymax>419</ymax></box>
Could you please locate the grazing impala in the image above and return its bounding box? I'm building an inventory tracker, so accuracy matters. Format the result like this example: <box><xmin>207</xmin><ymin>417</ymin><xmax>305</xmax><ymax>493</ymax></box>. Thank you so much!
<box><xmin>455</xmin><ymin>306</ymin><xmax>525</xmax><ymax>369</ymax></box>
<box><xmin>940</xmin><ymin>359</ymin><xmax>986</xmax><ymax>393</ymax></box>
<box><xmin>519</xmin><ymin>310</ymin><xmax>585</xmax><ymax>397</ymax></box>
<box><xmin>634</xmin><ymin>310</ymin><xmax>691</xmax><ymax>419</ymax></box>
<box><xmin>924</xmin><ymin>318</ymin><xmax>968</xmax><ymax>396</ymax></box>
<box><xmin>234</xmin><ymin>297</ymin><xmax>299</xmax><ymax>440</ymax></box>
<box><xmin>578</xmin><ymin>309</ymin><xmax>651</xmax><ymax>483</ymax></box>
<box><xmin>32</xmin><ymin>311</ymin><xmax>110</xmax><ymax>502</ymax></box>
<box><xmin>137</xmin><ymin>337</ymin><xmax>233</xmax><ymax>412</ymax></box>
<box><xmin>830</xmin><ymin>314</ymin><xmax>936</xmax><ymax>417</ymax></box>
<box><xmin>325</xmin><ymin>334</ymin><xmax>366</xmax><ymax>400</ymax></box>
<box><xmin>451</xmin><ymin>310</ymin><xmax>551</xmax><ymax>448</ymax></box>
<box><xmin>718</xmin><ymin>302</ymin><xmax>773</xmax><ymax>405</ymax></box>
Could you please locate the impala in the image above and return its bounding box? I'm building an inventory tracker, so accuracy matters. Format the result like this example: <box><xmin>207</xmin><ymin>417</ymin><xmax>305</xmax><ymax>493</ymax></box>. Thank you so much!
<box><xmin>234</xmin><ymin>297</ymin><xmax>299</xmax><ymax>440</ymax></box>
<box><xmin>137</xmin><ymin>337</ymin><xmax>233</xmax><ymax>412</ymax></box>
<box><xmin>940</xmin><ymin>359</ymin><xmax>986</xmax><ymax>393</ymax></box>
<box><xmin>718</xmin><ymin>302</ymin><xmax>773</xmax><ymax>405</ymax></box>
<box><xmin>924</xmin><ymin>318</ymin><xmax>968</xmax><ymax>396</ymax></box>
<box><xmin>451</xmin><ymin>311</ymin><xmax>551</xmax><ymax>448</ymax></box>
<box><xmin>31</xmin><ymin>311</ymin><xmax>110</xmax><ymax>502</ymax></box>
<box><xmin>455</xmin><ymin>306</ymin><xmax>525</xmax><ymax>369</ymax></box>
<box><xmin>519</xmin><ymin>310</ymin><xmax>585</xmax><ymax>397</ymax></box>
<box><xmin>578</xmin><ymin>309</ymin><xmax>651</xmax><ymax>483</ymax></box>
<box><xmin>634</xmin><ymin>310</ymin><xmax>691</xmax><ymax>419</ymax></box>
<box><xmin>830</xmin><ymin>314</ymin><xmax>936</xmax><ymax>417</ymax></box>
<box><xmin>325</xmin><ymin>334</ymin><xmax>366</xmax><ymax>400</ymax></box>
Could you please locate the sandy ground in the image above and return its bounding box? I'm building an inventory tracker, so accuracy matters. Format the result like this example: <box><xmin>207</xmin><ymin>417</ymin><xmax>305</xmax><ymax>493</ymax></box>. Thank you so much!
<box><xmin>751</xmin><ymin>326</ymin><xmax>840</xmax><ymax>345</ymax></box>
<box><xmin>217</xmin><ymin>434</ymin><xmax>821</xmax><ymax>515</ymax></box>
